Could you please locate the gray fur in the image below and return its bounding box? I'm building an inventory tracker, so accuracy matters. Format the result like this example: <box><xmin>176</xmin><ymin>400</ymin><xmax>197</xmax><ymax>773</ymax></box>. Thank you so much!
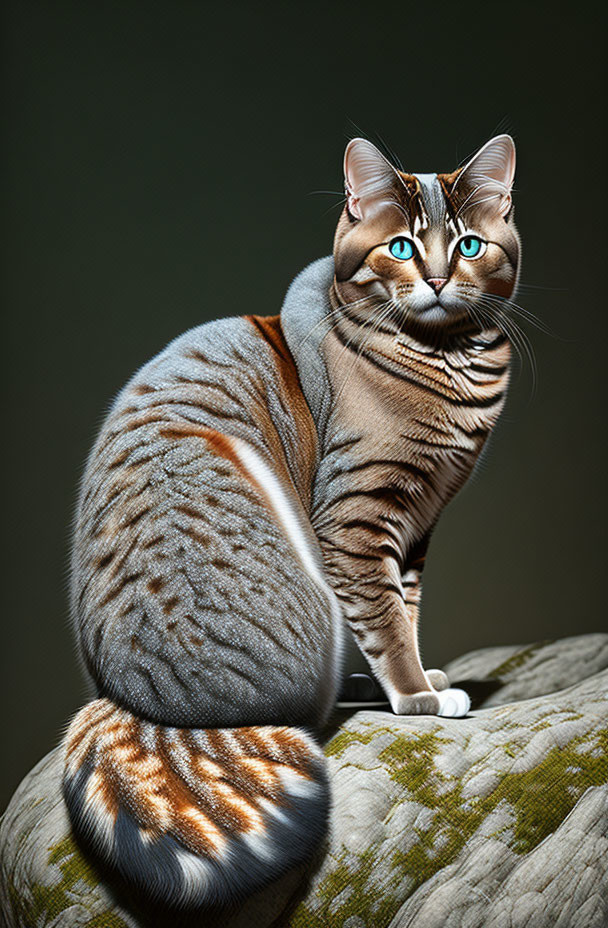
<box><xmin>72</xmin><ymin>312</ymin><xmax>339</xmax><ymax>729</ymax></box>
<box><xmin>413</xmin><ymin>172</ymin><xmax>447</xmax><ymax>225</ymax></box>
<box><xmin>281</xmin><ymin>256</ymin><xmax>361</xmax><ymax>513</ymax></box>
<box><xmin>281</xmin><ymin>255</ymin><xmax>335</xmax><ymax>438</ymax></box>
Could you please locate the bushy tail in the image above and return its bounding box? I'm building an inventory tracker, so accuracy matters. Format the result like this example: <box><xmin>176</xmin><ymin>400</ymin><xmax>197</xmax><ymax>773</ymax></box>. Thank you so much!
<box><xmin>62</xmin><ymin>698</ymin><xmax>329</xmax><ymax>908</ymax></box>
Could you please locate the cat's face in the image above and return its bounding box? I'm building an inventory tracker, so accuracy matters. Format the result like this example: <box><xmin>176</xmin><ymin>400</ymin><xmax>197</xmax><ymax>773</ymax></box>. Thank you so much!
<box><xmin>333</xmin><ymin>136</ymin><xmax>520</xmax><ymax>341</ymax></box>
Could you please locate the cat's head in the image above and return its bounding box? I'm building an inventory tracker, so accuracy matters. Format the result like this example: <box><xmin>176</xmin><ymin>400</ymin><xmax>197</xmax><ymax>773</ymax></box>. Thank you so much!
<box><xmin>333</xmin><ymin>135</ymin><xmax>520</xmax><ymax>341</ymax></box>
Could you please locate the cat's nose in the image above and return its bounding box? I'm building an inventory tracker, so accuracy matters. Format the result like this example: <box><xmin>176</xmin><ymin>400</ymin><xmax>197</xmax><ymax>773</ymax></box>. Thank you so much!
<box><xmin>426</xmin><ymin>277</ymin><xmax>448</xmax><ymax>293</ymax></box>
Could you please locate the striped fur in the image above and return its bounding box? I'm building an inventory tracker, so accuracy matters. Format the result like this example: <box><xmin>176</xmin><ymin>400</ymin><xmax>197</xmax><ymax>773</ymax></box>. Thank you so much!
<box><xmin>63</xmin><ymin>135</ymin><xmax>521</xmax><ymax>908</ymax></box>
<box><xmin>64</xmin><ymin>700</ymin><xmax>328</xmax><ymax>906</ymax></box>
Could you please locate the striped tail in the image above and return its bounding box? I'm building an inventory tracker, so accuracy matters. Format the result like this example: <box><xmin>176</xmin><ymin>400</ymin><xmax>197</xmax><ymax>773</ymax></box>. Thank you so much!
<box><xmin>62</xmin><ymin>698</ymin><xmax>329</xmax><ymax>908</ymax></box>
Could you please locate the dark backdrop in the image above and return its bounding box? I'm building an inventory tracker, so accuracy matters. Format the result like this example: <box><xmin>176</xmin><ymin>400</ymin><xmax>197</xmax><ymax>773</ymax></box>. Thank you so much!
<box><xmin>2</xmin><ymin>0</ymin><xmax>606</xmax><ymax>811</ymax></box>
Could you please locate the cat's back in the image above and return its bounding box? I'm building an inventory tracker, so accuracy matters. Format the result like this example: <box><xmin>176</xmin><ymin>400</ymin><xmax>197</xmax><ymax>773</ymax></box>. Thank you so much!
<box><xmin>115</xmin><ymin>314</ymin><xmax>294</xmax><ymax>433</ymax></box>
<box><xmin>71</xmin><ymin>310</ymin><xmax>329</xmax><ymax>728</ymax></box>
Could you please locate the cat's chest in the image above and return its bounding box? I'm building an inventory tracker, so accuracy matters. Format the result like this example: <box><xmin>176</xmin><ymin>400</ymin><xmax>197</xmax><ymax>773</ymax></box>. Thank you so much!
<box><xmin>312</xmin><ymin>332</ymin><xmax>509</xmax><ymax>546</ymax></box>
<box><xmin>324</xmin><ymin>333</ymin><xmax>507</xmax><ymax>461</ymax></box>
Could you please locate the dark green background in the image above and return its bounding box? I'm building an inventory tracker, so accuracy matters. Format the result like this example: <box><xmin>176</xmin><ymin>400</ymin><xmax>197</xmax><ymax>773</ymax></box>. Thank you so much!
<box><xmin>2</xmin><ymin>0</ymin><xmax>605</xmax><ymax>811</ymax></box>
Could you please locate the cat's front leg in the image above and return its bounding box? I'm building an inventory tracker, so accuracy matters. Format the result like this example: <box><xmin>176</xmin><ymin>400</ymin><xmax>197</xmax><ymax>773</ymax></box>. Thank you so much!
<box><xmin>361</xmin><ymin>599</ymin><xmax>470</xmax><ymax>719</ymax></box>
<box><xmin>332</xmin><ymin>552</ymin><xmax>470</xmax><ymax>718</ymax></box>
<box><xmin>392</xmin><ymin>559</ymin><xmax>470</xmax><ymax>717</ymax></box>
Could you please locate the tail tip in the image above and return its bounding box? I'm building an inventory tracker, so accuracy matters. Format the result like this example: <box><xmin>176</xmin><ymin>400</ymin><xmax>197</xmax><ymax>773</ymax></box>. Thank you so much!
<box><xmin>62</xmin><ymin>715</ymin><xmax>330</xmax><ymax>909</ymax></box>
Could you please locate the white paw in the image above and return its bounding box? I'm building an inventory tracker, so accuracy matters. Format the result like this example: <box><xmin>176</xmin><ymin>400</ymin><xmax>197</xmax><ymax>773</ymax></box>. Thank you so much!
<box><xmin>436</xmin><ymin>687</ymin><xmax>470</xmax><ymax>718</ymax></box>
<box><xmin>426</xmin><ymin>669</ymin><xmax>449</xmax><ymax>691</ymax></box>
<box><xmin>389</xmin><ymin>690</ymin><xmax>441</xmax><ymax>716</ymax></box>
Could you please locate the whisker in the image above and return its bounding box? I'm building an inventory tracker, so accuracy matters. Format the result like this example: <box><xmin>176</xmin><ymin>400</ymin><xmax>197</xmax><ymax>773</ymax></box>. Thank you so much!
<box><xmin>453</xmin><ymin>285</ymin><xmax>538</xmax><ymax>397</ymax></box>
<box><xmin>517</xmin><ymin>282</ymin><xmax>566</xmax><ymax>293</ymax></box>
<box><xmin>333</xmin><ymin>299</ymin><xmax>396</xmax><ymax>406</ymax></box>
<box><xmin>307</xmin><ymin>190</ymin><xmax>347</xmax><ymax>197</ymax></box>
<box><xmin>455</xmin><ymin>181</ymin><xmax>502</xmax><ymax>218</ymax></box>
<box><xmin>322</xmin><ymin>300</ymin><xmax>390</xmax><ymax>385</ymax></box>
<box><xmin>476</xmin><ymin>292</ymin><xmax>556</xmax><ymax>338</ymax></box>
<box><xmin>333</xmin><ymin>298</ymin><xmax>392</xmax><ymax>371</ymax></box>
<box><xmin>299</xmin><ymin>295</ymin><xmax>378</xmax><ymax>348</ymax></box>
<box><xmin>322</xmin><ymin>199</ymin><xmax>348</xmax><ymax>217</ymax></box>
<box><xmin>474</xmin><ymin>299</ymin><xmax>538</xmax><ymax>398</ymax></box>
<box><xmin>458</xmin><ymin>192</ymin><xmax>503</xmax><ymax>215</ymax></box>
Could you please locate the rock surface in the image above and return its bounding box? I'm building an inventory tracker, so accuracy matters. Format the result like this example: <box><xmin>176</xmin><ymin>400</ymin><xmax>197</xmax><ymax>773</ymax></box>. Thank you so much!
<box><xmin>443</xmin><ymin>633</ymin><xmax>608</xmax><ymax>708</ymax></box>
<box><xmin>1</xmin><ymin>634</ymin><xmax>607</xmax><ymax>928</ymax></box>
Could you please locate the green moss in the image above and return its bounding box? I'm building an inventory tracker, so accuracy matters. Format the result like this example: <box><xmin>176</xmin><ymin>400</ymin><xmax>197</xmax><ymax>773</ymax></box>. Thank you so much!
<box><xmin>293</xmin><ymin>724</ymin><xmax>608</xmax><ymax>928</ymax></box>
<box><xmin>378</xmin><ymin>730</ymin><xmax>450</xmax><ymax>809</ymax></box>
<box><xmin>487</xmin><ymin>640</ymin><xmax>552</xmax><ymax>679</ymax></box>
<box><xmin>391</xmin><ymin>726</ymin><xmax>608</xmax><ymax>885</ymax></box>
<box><xmin>7</xmin><ymin>833</ymin><xmax>129</xmax><ymax>928</ymax></box>
<box><xmin>325</xmin><ymin>723</ymin><xmax>399</xmax><ymax>759</ymax></box>
<box><xmin>48</xmin><ymin>835</ymin><xmax>100</xmax><ymax>888</ymax></box>
<box><xmin>503</xmin><ymin>728</ymin><xmax>608</xmax><ymax>853</ymax></box>
<box><xmin>290</xmin><ymin>849</ymin><xmax>400</xmax><ymax>928</ymax></box>
<box><xmin>325</xmin><ymin>729</ymin><xmax>377</xmax><ymax>759</ymax></box>
<box><xmin>531</xmin><ymin>714</ymin><xmax>582</xmax><ymax>732</ymax></box>
<box><xmin>531</xmin><ymin>719</ymin><xmax>554</xmax><ymax>731</ymax></box>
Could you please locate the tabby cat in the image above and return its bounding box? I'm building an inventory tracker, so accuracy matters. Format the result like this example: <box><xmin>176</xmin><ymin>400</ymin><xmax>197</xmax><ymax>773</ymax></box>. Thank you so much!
<box><xmin>63</xmin><ymin>135</ymin><xmax>519</xmax><ymax>908</ymax></box>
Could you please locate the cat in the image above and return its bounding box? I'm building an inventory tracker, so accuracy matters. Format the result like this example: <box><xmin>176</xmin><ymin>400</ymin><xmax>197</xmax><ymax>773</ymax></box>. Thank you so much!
<box><xmin>62</xmin><ymin>134</ymin><xmax>519</xmax><ymax>909</ymax></box>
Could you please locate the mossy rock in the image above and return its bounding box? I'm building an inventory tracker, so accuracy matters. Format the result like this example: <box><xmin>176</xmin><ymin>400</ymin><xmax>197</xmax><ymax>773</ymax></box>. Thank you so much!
<box><xmin>1</xmin><ymin>635</ymin><xmax>607</xmax><ymax>928</ymax></box>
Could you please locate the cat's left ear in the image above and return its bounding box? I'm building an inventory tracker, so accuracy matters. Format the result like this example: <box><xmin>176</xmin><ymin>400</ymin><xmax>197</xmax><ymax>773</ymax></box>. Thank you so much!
<box><xmin>456</xmin><ymin>135</ymin><xmax>516</xmax><ymax>218</ymax></box>
<box><xmin>343</xmin><ymin>138</ymin><xmax>400</xmax><ymax>220</ymax></box>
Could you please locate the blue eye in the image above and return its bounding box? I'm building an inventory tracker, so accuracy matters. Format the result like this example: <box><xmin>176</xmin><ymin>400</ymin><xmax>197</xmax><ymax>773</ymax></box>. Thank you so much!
<box><xmin>458</xmin><ymin>235</ymin><xmax>484</xmax><ymax>259</ymax></box>
<box><xmin>389</xmin><ymin>237</ymin><xmax>414</xmax><ymax>261</ymax></box>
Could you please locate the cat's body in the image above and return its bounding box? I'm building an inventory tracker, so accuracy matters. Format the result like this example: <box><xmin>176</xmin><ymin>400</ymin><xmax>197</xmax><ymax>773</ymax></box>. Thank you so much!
<box><xmin>63</xmin><ymin>137</ymin><xmax>520</xmax><ymax>908</ymax></box>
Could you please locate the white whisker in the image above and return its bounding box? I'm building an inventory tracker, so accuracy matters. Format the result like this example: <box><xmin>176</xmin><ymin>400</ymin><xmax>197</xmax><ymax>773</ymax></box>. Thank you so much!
<box><xmin>299</xmin><ymin>295</ymin><xmax>378</xmax><ymax>349</ymax></box>
<box><xmin>333</xmin><ymin>299</ymin><xmax>397</xmax><ymax>406</ymax></box>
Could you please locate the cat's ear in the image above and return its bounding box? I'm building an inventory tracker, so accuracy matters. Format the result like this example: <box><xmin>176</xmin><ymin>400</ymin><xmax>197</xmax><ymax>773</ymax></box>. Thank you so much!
<box><xmin>344</xmin><ymin>138</ymin><xmax>400</xmax><ymax>220</ymax></box>
<box><xmin>455</xmin><ymin>135</ymin><xmax>516</xmax><ymax>218</ymax></box>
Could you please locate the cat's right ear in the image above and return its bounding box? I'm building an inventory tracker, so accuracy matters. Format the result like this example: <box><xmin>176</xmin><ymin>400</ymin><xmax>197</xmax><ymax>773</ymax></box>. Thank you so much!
<box><xmin>344</xmin><ymin>139</ymin><xmax>399</xmax><ymax>221</ymax></box>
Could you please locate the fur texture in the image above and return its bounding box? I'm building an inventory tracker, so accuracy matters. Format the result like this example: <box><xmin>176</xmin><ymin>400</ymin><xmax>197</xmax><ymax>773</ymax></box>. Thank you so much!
<box><xmin>63</xmin><ymin>135</ymin><xmax>520</xmax><ymax>908</ymax></box>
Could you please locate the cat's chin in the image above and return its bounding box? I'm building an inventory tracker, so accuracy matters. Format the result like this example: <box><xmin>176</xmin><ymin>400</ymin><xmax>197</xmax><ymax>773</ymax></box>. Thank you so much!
<box><xmin>414</xmin><ymin>303</ymin><xmax>451</xmax><ymax>324</ymax></box>
<box><xmin>399</xmin><ymin>304</ymin><xmax>478</xmax><ymax>344</ymax></box>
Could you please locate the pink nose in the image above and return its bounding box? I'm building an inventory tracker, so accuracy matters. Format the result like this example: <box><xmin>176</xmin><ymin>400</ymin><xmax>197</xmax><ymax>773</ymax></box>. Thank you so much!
<box><xmin>426</xmin><ymin>277</ymin><xmax>447</xmax><ymax>293</ymax></box>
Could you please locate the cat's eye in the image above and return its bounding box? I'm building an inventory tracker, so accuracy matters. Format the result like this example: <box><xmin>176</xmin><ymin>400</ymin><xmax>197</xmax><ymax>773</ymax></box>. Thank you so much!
<box><xmin>458</xmin><ymin>236</ymin><xmax>486</xmax><ymax>260</ymax></box>
<box><xmin>389</xmin><ymin>237</ymin><xmax>415</xmax><ymax>261</ymax></box>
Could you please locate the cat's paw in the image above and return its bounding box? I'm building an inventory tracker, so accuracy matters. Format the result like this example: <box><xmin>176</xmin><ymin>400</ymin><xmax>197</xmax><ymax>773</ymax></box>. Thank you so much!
<box><xmin>389</xmin><ymin>691</ymin><xmax>441</xmax><ymax>716</ymax></box>
<box><xmin>436</xmin><ymin>687</ymin><xmax>470</xmax><ymax>718</ymax></box>
<box><xmin>426</xmin><ymin>669</ymin><xmax>449</xmax><ymax>691</ymax></box>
